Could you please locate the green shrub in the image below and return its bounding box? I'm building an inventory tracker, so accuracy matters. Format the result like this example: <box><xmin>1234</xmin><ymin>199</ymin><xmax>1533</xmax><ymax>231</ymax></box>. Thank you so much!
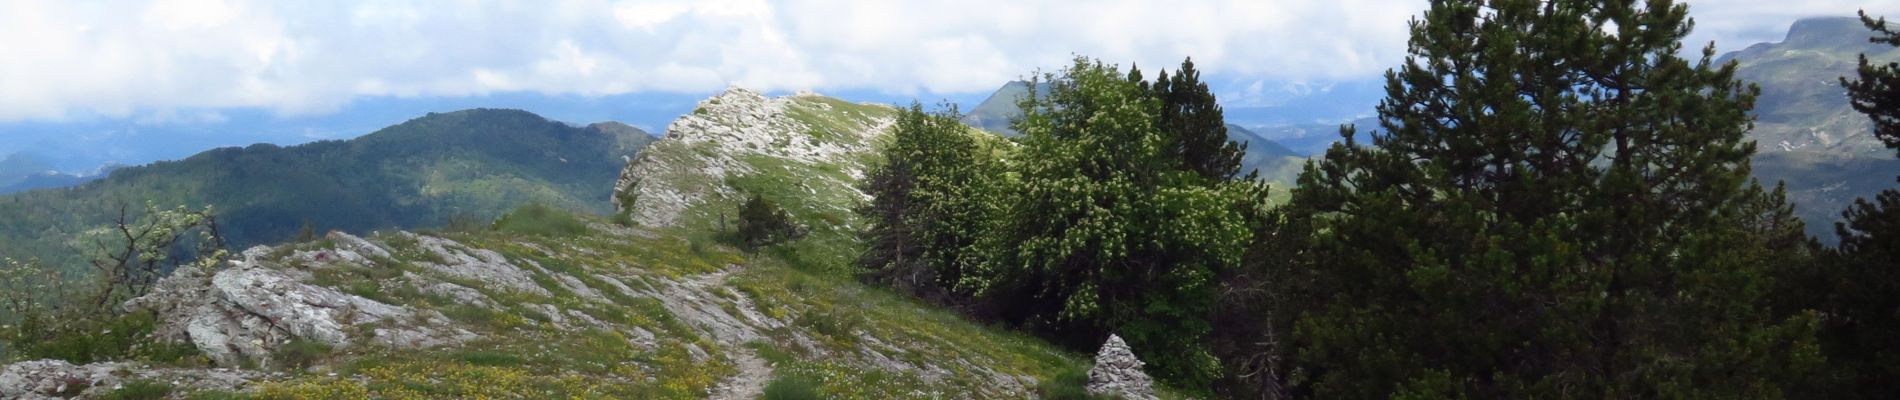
<box><xmin>737</xmin><ymin>194</ymin><xmax>799</xmax><ymax>250</ymax></box>
<box><xmin>100</xmin><ymin>380</ymin><xmax>174</xmax><ymax>400</ymax></box>
<box><xmin>2</xmin><ymin>310</ymin><xmax>165</xmax><ymax>364</ymax></box>
<box><xmin>276</xmin><ymin>338</ymin><xmax>334</xmax><ymax>370</ymax></box>
<box><xmin>1036</xmin><ymin>368</ymin><xmax>1118</xmax><ymax>400</ymax></box>
<box><xmin>762</xmin><ymin>376</ymin><xmax>821</xmax><ymax>400</ymax></box>
<box><xmin>443</xmin><ymin>213</ymin><xmax>487</xmax><ymax>233</ymax></box>
<box><xmin>795</xmin><ymin>308</ymin><xmax>865</xmax><ymax>343</ymax></box>
<box><xmin>491</xmin><ymin>203</ymin><xmax>589</xmax><ymax>237</ymax></box>
<box><xmin>457</xmin><ymin>350</ymin><xmax>524</xmax><ymax>366</ymax></box>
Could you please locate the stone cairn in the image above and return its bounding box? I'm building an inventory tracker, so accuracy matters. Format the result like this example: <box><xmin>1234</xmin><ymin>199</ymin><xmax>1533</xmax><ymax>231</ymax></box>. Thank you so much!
<box><xmin>1087</xmin><ymin>334</ymin><xmax>1159</xmax><ymax>400</ymax></box>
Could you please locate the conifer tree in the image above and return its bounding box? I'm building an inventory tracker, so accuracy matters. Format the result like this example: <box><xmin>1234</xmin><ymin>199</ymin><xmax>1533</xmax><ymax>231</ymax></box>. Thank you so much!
<box><xmin>1819</xmin><ymin>11</ymin><xmax>1900</xmax><ymax>398</ymax></box>
<box><xmin>1283</xmin><ymin>0</ymin><xmax>1819</xmax><ymax>397</ymax></box>
<box><xmin>1152</xmin><ymin>58</ymin><xmax>1245</xmax><ymax>181</ymax></box>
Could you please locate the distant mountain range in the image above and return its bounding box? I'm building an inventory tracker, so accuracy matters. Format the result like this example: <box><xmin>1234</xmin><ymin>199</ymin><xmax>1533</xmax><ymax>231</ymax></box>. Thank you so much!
<box><xmin>0</xmin><ymin>153</ymin><xmax>118</xmax><ymax>194</ymax></box>
<box><xmin>1219</xmin><ymin>79</ymin><xmax>1383</xmax><ymax>127</ymax></box>
<box><xmin>0</xmin><ymin>109</ymin><xmax>655</xmax><ymax>267</ymax></box>
<box><xmin>1725</xmin><ymin>16</ymin><xmax>1900</xmax><ymax>241</ymax></box>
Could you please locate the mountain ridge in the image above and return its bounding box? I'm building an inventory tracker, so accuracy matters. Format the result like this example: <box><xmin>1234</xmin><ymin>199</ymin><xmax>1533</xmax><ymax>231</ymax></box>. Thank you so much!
<box><xmin>0</xmin><ymin>108</ymin><xmax>655</xmax><ymax>268</ymax></box>
<box><xmin>0</xmin><ymin>88</ymin><xmax>1110</xmax><ymax>399</ymax></box>
<box><xmin>1727</xmin><ymin>16</ymin><xmax>1900</xmax><ymax>241</ymax></box>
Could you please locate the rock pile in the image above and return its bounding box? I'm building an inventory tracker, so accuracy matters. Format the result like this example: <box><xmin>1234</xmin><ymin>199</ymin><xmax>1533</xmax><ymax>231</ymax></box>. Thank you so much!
<box><xmin>1087</xmin><ymin>334</ymin><xmax>1158</xmax><ymax>400</ymax></box>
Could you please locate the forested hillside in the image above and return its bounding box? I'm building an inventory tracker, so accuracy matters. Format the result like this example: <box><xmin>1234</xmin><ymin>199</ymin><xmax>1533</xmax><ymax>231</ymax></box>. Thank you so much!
<box><xmin>0</xmin><ymin>109</ymin><xmax>654</xmax><ymax>269</ymax></box>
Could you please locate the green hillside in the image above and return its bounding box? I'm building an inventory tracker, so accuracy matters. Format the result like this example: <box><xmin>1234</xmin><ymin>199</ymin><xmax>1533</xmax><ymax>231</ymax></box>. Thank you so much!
<box><xmin>0</xmin><ymin>89</ymin><xmax>1157</xmax><ymax>400</ymax></box>
<box><xmin>0</xmin><ymin>109</ymin><xmax>655</xmax><ymax>268</ymax></box>
<box><xmin>1227</xmin><ymin>124</ymin><xmax>1308</xmax><ymax>183</ymax></box>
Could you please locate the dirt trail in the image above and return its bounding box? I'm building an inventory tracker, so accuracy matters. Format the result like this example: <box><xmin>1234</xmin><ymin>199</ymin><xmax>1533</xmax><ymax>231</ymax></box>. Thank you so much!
<box><xmin>709</xmin><ymin>350</ymin><xmax>773</xmax><ymax>400</ymax></box>
<box><xmin>668</xmin><ymin>265</ymin><xmax>778</xmax><ymax>400</ymax></box>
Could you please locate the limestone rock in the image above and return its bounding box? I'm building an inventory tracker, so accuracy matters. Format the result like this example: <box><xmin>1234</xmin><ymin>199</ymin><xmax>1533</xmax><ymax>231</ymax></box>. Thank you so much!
<box><xmin>127</xmin><ymin>259</ymin><xmax>471</xmax><ymax>368</ymax></box>
<box><xmin>407</xmin><ymin>233</ymin><xmax>552</xmax><ymax>297</ymax></box>
<box><xmin>0</xmin><ymin>360</ymin><xmax>261</xmax><ymax>399</ymax></box>
<box><xmin>410</xmin><ymin>272</ymin><xmax>495</xmax><ymax>308</ymax></box>
<box><xmin>0</xmin><ymin>360</ymin><xmax>114</xmax><ymax>399</ymax></box>
<box><xmin>1087</xmin><ymin>334</ymin><xmax>1158</xmax><ymax>400</ymax></box>
<box><xmin>611</xmin><ymin>86</ymin><xmax>894</xmax><ymax>228</ymax></box>
<box><xmin>240</xmin><ymin>245</ymin><xmax>274</xmax><ymax>264</ymax></box>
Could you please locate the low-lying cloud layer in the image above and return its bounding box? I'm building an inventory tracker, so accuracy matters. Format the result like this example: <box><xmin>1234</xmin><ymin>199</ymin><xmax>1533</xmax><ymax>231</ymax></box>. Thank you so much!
<box><xmin>0</xmin><ymin>0</ymin><xmax>1889</xmax><ymax>122</ymax></box>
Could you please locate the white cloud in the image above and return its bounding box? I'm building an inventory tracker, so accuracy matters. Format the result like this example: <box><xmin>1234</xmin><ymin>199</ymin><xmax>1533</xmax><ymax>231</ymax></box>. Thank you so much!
<box><xmin>0</xmin><ymin>0</ymin><xmax>1890</xmax><ymax>122</ymax></box>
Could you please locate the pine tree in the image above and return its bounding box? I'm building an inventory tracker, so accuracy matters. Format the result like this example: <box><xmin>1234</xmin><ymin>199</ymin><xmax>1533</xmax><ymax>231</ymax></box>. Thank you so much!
<box><xmin>1283</xmin><ymin>0</ymin><xmax>1819</xmax><ymax>397</ymax></box>
<box><xmin>1843</xmin><ymin>12</ymin><xmax>1900</xmax><ymax>158</ymax></box>
<box><xmin>1817</xmin><ymin>11</ymin><xmax>1900</xmax><ymax>398</ymax></box>
<box><xmin>1152</xmin><ymin>58</ymin><xmax>1246</xmax><ymax>181</ymax></box>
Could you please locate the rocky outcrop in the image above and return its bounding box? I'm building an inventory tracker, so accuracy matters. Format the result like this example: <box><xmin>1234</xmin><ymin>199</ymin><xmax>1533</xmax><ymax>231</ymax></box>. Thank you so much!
<box><xmin>1087</xmin><ymin>334</ymin><xmax>1158</xmax><ymax>400</ymax></box>
<box><xmin>612</xmin><ymin>87</ymin><xmax>894</xmax><ymax>228</ymax></box>
<box><xmin>0</xmin><ymin>360</ymin><xmax>257</xmax><ymax>399</ymax></box>
<box><xmin>406</xmin><ymin>233</ymin><xmax>552</xmax><ymax>296</ymax></box>
<box><xmin>125</xmin><ymin>232</ymin><xmax>473</xmax><ymax>368</ymax></box>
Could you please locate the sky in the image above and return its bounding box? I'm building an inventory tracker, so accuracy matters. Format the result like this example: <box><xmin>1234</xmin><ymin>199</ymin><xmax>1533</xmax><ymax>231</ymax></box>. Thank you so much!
<box><xmin>0</xmin><ymin>0</ymin><xmax>1895</xmax><ymax>170</ymax></box>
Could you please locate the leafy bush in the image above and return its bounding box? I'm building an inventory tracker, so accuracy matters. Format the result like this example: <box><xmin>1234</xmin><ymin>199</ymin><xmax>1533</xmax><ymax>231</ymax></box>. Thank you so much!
<box><xmin>0</xmin><ymin>205</ymin><xmax>223</xmax><ymax>365</ymax></box>
<box><xmin>762</xmin><ymin>376</ymin><xmax>821</xmax><ymax>400</ymax></box>
<box><xmin>490</xmin><ymin>203</ymin><xmax>589</xmax><ymax>237</ymax></box>
<box><xmin>0</xmin><ymin>309</ymin><xmax>179</xmax><ymax>364</ymax></box>
<box><xmin>737</xmin><ymin>194</ymin><xmax>799</xmax><ymax>250</ymax></box>
<box><xmin>795</xmin><ymin>308</ymin><xmax>865</xmax><ymax>343</ymax></box>
<box><xmin>1036</xmin><ymin>368</ymin><xmax>1119</xmax><ymax>400</ymax></box>
<box><xmin>276</xmin><ymin>338</ymin><xmax>334</xmax><ymax>371</ymax></box>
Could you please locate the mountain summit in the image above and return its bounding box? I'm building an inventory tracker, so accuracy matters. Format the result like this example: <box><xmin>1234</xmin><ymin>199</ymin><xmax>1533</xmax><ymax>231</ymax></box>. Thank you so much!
<box><xmin>1729</xmin><ymin>16</ymin><xmax>1900</xmax><ymax>240</ymax></box>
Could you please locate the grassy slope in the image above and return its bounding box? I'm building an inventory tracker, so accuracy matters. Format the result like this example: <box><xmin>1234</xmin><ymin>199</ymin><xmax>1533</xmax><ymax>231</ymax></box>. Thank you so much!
<box><xmin>146</xmin><ymin>219</ymin><xmax>1097</xmax><ymax>399</ymax></box>
<box><xmin>40</xmin><ymin>81</ymin><xmax>1321</xmax><ymax>400</ymax></box>
<box><xmin>69</xmin><ymin>92</ymin><xmax>1191</xmax><ymax>399</ymax></box>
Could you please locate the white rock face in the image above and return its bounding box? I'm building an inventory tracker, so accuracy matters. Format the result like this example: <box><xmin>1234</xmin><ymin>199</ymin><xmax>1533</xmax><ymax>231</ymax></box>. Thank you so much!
<box><xmin>407</xmin><ymin>233</ymin><xmax>552</xmax><ymax>297</ymax></box>
<box><xmin>612</xmin><ymin>86</ymin><xmax>894</xmax><ymax>227</ymax></box>
<box><xmin>1087</xmin><ymin>334</ymin><xmax>1159</xmax><ymax>400</ymax></box>
<box><xmin>125</xmin><ymin>233</ymin><xmax>473</xmax><ymax>368</ymax></box>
